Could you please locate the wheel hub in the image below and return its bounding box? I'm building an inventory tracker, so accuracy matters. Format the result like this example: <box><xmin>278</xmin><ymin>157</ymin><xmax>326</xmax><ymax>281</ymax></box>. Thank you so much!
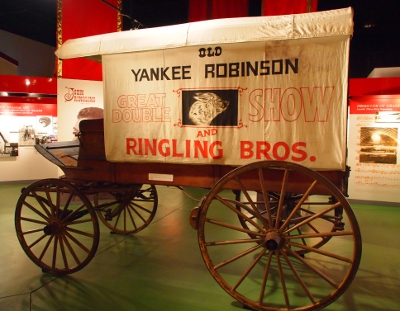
<box><xmin>264</xmin><ymin>230</ymin><xmax>284</xmax><ymax>251</ymax></box>
<box><xmin>43</xmin><ymin>222</ymin><xmax>62</xmax><ymax>235</ymax></box>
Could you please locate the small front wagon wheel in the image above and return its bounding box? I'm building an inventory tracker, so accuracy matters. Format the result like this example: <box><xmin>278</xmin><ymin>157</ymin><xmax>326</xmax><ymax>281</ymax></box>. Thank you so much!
<box><xmin>197</xmin><ymin>161</ymin><xmax>362</xmax><ymax>311</ymax></box>
<box><xmin>96</xmin><ymin>184</ymin><xmax>158</xmax><ymax>234</ymax></box>
<box><xmin>15</xmin><ymin>179</ymin><xmax>100</xmax><ymax>275</ymax></box>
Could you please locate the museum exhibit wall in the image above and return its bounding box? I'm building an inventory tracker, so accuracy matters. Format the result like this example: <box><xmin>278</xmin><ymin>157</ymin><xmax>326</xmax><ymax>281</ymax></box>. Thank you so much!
<box><xmin>0</xmin><ymin>75</ymin><xmax>58</xmax><ymax>182</ymax></box>
<box><xmin>348</xmin><ymin>77</ymin><xmax>400</xmax><ymax>204</ymax></box>
<box><xmin>0</xmin><ymin>32</ymin><xmax>57</xmax><ymax>183</ymax></box>
<box><xmin>0</xmin><ymin>76</ymin><xmax>104</xmax><ymax>183</ymax></box>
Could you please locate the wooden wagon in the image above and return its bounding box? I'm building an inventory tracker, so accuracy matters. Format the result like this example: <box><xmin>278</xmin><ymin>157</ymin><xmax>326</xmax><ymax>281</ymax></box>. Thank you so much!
<box><xmin>15</xmin><ymin>8</ymin><xmax>361</xmax><ymax>311</ymax></box>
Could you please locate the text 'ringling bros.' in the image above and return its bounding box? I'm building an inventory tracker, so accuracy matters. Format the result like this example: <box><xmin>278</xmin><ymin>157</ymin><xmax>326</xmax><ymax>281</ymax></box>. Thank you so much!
<box><xmin>124</xmin><ymin>138</ymin><xmax>311</xmax><ymax>162</ymax></box>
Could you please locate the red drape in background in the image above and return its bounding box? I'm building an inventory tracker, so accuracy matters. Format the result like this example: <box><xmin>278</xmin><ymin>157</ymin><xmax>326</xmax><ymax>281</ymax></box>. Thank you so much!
<box><xmin>189</xmin><ymin>0</ymin><xmax>248</xmax><ymax>22</ymax></box>
<box><xmin>212</xmin><ymin>0</ymin><xmax>248</xmax><ymax>19</ymax></box>
<box><xmin>59</xmin><ymin>0</ymin><xmax>120</xmax><ymax>81</ymax></box>
<box><xmin>262</xmin><ymin>0</ymin><xmax>318</xmax><ymax>16</ymax></box>
<box><xmin>188</xmin><ymin>0</ymin><xmax>211</xmax><ymax>21</ymax></box>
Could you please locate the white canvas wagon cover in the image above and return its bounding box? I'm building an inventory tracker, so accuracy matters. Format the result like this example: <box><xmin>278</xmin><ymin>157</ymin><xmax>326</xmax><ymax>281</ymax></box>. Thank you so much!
<box><xmin>56</xmin><ymin>7</ymin><xmax>353</xmax><ymax>171</ymax></box>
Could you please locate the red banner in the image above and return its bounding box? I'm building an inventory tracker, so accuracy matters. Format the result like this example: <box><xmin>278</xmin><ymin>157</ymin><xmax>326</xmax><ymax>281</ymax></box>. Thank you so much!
<box><xmin>212</xmin><ymin>0</ymin><xmax>248</xmax><ymax>19</ymax></box>
<box><xmin>60</xmin><ymin>0</ymin><xmax>120</xmax><ymax>80</ymax></box>
<box><xmin>350</xmin><ymin>97</ymin><xmax>400</xmax><ymax>115</ymax></box>
<box><xmin>189</xmin><ymin>0</ymin><xmax>248</xmax><ymax>21</ymax></box>
<box><xmin>0</xmin><ymin>103</ymin><xmax>57</xmax><ymax>117</ymax></box>
<box><xmin>189</xmin><ymin>0</ymin><xmax>210</xmax><ymax>21</ymax></box>
<box><xmin>262</xmin><ymin>0</ymin><xmax>317</xmax><ymax>16</ymax></box>
<box><xmin>0</xmin><ymin>75</ymin><xmax>56</xmax><ymax>94</ymax></box>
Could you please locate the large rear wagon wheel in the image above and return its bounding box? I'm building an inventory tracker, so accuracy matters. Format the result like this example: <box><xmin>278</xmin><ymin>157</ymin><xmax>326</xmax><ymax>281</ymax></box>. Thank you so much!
<box><xmin>95</xmin><ymin>184</ymin><xmax>158</xmax><ymax>234</ymax></box>
<box><xmin>235</xmin><ymin>191</ymin><xmax>342</xmax><ymax>253</ymax></box>
<box><xmin>15</xmin><ymin>179</ymin><xmax>100</xmax><ymax>275</ymax></box>
<box><xmin>197</xmin><ymin>161</ymin><xmax>362</xmax><ymax>311</ymax></box>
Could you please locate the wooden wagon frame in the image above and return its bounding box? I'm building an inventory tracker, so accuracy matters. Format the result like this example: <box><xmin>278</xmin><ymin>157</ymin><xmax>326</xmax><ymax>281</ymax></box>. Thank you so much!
<box><xmin>15</xmin><ymin>8</ymin><xmax>361</xmax><ymax>311</ymax></box>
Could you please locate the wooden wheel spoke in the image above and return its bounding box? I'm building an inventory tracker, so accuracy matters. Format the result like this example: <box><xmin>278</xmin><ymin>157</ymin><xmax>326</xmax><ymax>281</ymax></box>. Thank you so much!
<box><xmin>30</xmin><ymin>190</ymin><xmax>53</xmax><ymax>219</ymax></box>
<box><xmin>286</xmin><ymin>230</ymin><xmax>354</xmax><ymax>240</ymax></box>
<box><xmin>23</xmin><ymin>228</ymin><xmax>46</xmax><ymax>237</ymax></box>
<box><xmin>233</xmin><ymin>176</ymin><xmax>269</xmax><ymax>229</ymax></box>
<box><xmin>22</xmin><ymin>200</ymin><xmax>49</xmax><ymax>222</ymax></box>
<box><xmin>216</xmin><ymin>196</ymin><xmax>266</xmax><ymax>232</ymax></box>
<box><xmin>123</xmin><ymin>207</ymin><xmax>127</xmax><ymax>231</ymax></box>
<box><xmin>301</xmin><ymin>201</ymin><xmax>334</xmax><ymax>205</ymax></box>
<box><xmin>279</xmin><ymin>180</ymin><xmax>318</xmax><ymax>230</ymax></box>
<box><xmin>131</xmin><ymin>201</ymin><xmax>153</xmax><ymax>214</ymax></box>
<box><xmin>21</xmin><ymin>217</ymin><xmax>48</xmax><ymax>226</ymax></box>
<box><xmin>55</xmin><ymin>185</ymin><xmax>62</xmax><ymax>214</ymax></box>
<box><xmin>113</xmin><ymin>209</ymin><xmax>122</xmax><ymax>228</ymax></box>
<box><xmin>283</xmin><ymin>246</ymin><xmax>340</xmax><ymax>288</ymax></box>
<box><xmin>303</xmin><ymin>221</ymin><xmax>320</xmax><ymax>235</ymax></box>
<box><xmin>286</xmin><ymin>240</ymin><xmax>353</xmax><ymax>263</ymax></box>
<box><xmin>280</xmin><ymin>250</ymin><xmax>316</xmax><ymax>304</ymax></box>
<box><xmin>284</xmin><ymin>202</ymin><xmax>341</xmax><ymax>234</ymax></box>
<box><xmin>226</xmin><ymin>197</ymin><xmax>259</xmax><ymax>217</ymax></box>
<box><xmin>205</xmin><ymin>238</ymin><xmax>262</xmax><ymax>246</ymax></box>
<box><xmin>258</xmin><ymin>168</ymin><xmax>274</xmax><ymax>228</ymax></box>
<box><xmin>275</xmin><ymin>169</ymin><xmax>289</xmax><ymax>229</ymax></box>
<box><xmin>205</xmin><ymin>217</ymin><xmax>264</xmax><ymax>237</ymax></box>
<box><xmin>213</xmin><ymin>243</ymin><xmax>264</xmax><ymax>270</ymax></box>
<box><xmin>290</xmin><ymin>227</ymin><xmax>309</xmax><ymax>248</ymax></box>
<box><xmin>109</xmin><ymin>205</ymin><xmax>130</xmax><ymax>231</ymax></box>
<box><xmin>127</xmin><ymin>205</ymin><xmax>138</xmax><ymax>230</ymax></box>
<box><xmin>128</xmin><ymin>202</ymin><xmax>150</xmax><ymax>228</ymax></box>
<box><xmin>259</xmin><ymin>251</ymin><xmax>274</xmax><ymax>305</ymax></box>
<box><xmin>232</xmin><ymin>248</ymin><xmax>268</xmax><ymax>291</ymax></box>
<box><xmin>129</xmin><ymin>202</ymin><xmax>149</xmax><ymax>221</ymax></box>
<box><xmin>300</xmin><ymin>207</ymin><xmax>339</xmax><ymax>224</ymax></box>
<box><xmin>61</xmin><ymin>234</ymin><xmax>81</xmax><ymax>265</ymax></box>
<box><xmin>62</xmin><ymin>204</ymin><xmax>89</xmax><ymax>223</ymax></box>
<box><xmin>38</xmin><ymin>235</ymin><xmax>54</xmax><ymax>261</ymax></box>
<box><xmin>52</xmin><ymin>235</ymin><xmax>59</xmax><ymax>269</ymax></box>
<box><xmin>67</xmin><ymin>218</ymin><xmax>95</xmax><ymax>226</ymax></box>
<box><xmin>58</xmin><ymin>236</ymin><xmax>69</xmax><ymax>270</ymax></box>
<box><xmin>275</xmin><ymin>251</ymin><xmax>290</xmax><ymax>308</ymax></box>
<box><xmin>42</xmin><ymin>186</ymin><xmax>57</xmax><ymax>216</ymax></box>
<box><xmin>26</xmin><ymin>232</ymin><xmax>47</xmax><ymax>248</ymax></box>
<box><xmin>60</xmin><ymin>191</ymin><xmax>75</xmax><ymax>216</ymax></box>
<box><xmin>63</xmin><ymin>230</ymin><xmax>91</xmax><ymax>254</ymax></box>
<box><xmin>65</xmin><ymin>226</ymin><xmax>95</xmax><ymax>239</ymax></box>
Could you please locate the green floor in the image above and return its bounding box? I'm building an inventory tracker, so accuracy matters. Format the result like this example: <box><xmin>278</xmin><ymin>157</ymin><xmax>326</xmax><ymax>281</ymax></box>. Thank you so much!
<box><xmin>1</xmin><ymin>182</ymin><xmax>399</xmax><ymax>311</ymax></box>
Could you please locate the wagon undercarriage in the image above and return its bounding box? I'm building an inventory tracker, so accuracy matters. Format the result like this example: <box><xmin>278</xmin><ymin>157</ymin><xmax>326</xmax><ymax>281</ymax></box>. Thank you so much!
<box><xmin>14</xmin><ymin>119</ymin><xmax>361</xmax><ymax>311</ymax></box>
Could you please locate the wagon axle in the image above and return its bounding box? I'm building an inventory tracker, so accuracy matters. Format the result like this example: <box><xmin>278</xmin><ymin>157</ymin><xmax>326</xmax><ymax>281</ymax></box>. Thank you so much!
<box><xmin>264</xmin><ymin>230</ymin><xmax>284</xmax><ymax>251</ymax></box>
<box><xmin>43</xmin><ymin>222</ymin><xmax>62</xmax><ymax>235</ymax></box>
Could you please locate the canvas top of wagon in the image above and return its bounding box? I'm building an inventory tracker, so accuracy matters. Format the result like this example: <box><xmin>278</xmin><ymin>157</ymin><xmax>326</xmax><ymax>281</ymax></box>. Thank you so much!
<box><xmin>16</xmin><ymin>8</ymin><xmax>362</xmax><ymax>311</ymax></box>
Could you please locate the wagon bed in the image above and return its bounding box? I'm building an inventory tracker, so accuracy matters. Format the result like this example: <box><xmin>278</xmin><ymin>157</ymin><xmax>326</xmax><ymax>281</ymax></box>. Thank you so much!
<box><xmin>36</xmin><ymin>118</ymin><xmax>350</xmax><ymax>195</ymax></box>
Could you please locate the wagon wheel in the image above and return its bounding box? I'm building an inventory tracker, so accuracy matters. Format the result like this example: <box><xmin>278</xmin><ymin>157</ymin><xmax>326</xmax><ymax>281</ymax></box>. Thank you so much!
<box><xmin>15</xmin><ymin>178</ymin><xmax>100</xmax><ymax>275</ymax></box>
<box><xmin>235</xmin><ymin>190</ymin><xmax>340</xmax><ymax>253</ymax></box>
<box><xmin>197</xmin><ymin>161</ymin><xmax>362</xmax><ymax>311</ymax></box>
<box><xmin>95</xmin><ymin>184</ymin><xmax>158</xmax><ymax>234</ymax></box>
